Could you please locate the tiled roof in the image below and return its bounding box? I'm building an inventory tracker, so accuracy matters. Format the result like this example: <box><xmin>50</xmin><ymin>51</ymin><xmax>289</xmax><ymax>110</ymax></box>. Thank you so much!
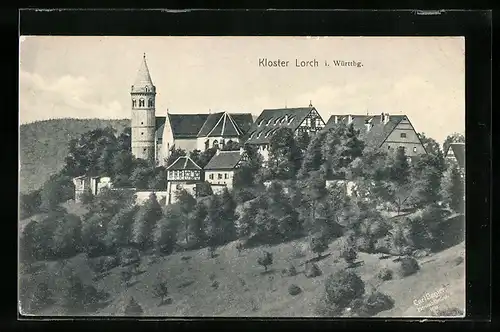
<box><xmin>446</xmin><ymin>142</ymin><xmax>465</xmax><ymax>169</ymax></box>
<box><xmin>155</xmin><ymin>116</ymin><xmax>166</xmax><ymax>140</ymax></box>
<box><xmin>166</xmin><ymin>156</ymin><xmax>202</xmax><ymax>170</ymax></box>
<box><xmin>168</xmin><ymin>114</ymin><xmax>210</xmax><ymax>139</ymax></box>
<box><xmin>197</xmin><ymin>112</ymin><xmax>252</xmax><ymax>138</ymax></box>
<box><xmin>204</xmin><ymin>151</ymin><xmax>242</xmax><ymax>170</ymax></box>
<box><xmin>324</xmin><ymin>114</ymin><xmax>407</xmax><ymax>148</ymax></box>
<box><xmin>132</xmin><ymin>55</ymin><xmax>154</xmax><ymax>88</ymax></box>
<box><xmin>244</xmin><ymin>107</ymin><xmax>316</xmax><ymax>144</ymax></box>
<box><xmin>231</xmin><ymin>113</ymin><xmax>254</xmax><ymax>134</ymax></box>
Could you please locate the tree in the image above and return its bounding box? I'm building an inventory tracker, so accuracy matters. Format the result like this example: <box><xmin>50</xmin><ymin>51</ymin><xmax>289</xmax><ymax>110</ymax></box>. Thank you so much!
<box><xmin>410</xmin><ymin>153</ymin><xmax>445</xmax><ymax>207</ymax></box>
<box><xmin>218</xmin><ymin>188</ymin><xmax>238</xmax><ymax>242</ymax></box>
<box><xmin>121</xmin><ymin>267</ymin><xmax>133</xmax><ymax>286</ymax></box>
<box><xmin>188</xmin><ymin>201</ymin><xmax>208</xmax><ymax>246</ymax></box>
<box><xmin>191</xmin><ymin>148</ymin><xmax>217</xmax><ymax>168</ymax></box>
<box><xmin>296</xmin><ymin>131</ymin><xmax>311</xmax><ymax>152</ymax></box>
<box><xmin>39</xmin><ymin>173</ymin><xmax>75</xmax><ymax>212</ymax></box>
<box><xmin>130</xmin><ymin>165</ymin><xmax>155</xmax><ymax>190</ymax></box>
<box><xmin>62</xmin><ymin>272</ymin><xmax>87</xmax><ymax>313</ymax></box>
<box><xmin>133</xmin><ymin>193</ymin><xmax>163</xmax><ymax>251</ymax></box>
<box><xmin>267</xmin><ymin>127</ymin><xmax>302</xmax><ymax>180</ymax></box>
<box><xmin>124</xmin><ymin>297</ymin><xmax>143</xmax><ymax>316</ymax></box>
<box><xmin>196</xmin><ymin>181</ymin><xmax>213</xmax><ymax>197</ymax></box>
<box><xmin>257</xmin><ymin>251</ymin><xmax>273</xmax><ymax>272</ymax></box>
<box><xmin>443</xmin><ymin>133</ymin><xmax>465</xmax><ymax>156</ymax></box>
<box><xmin>221</xmin><ymin>140</ymin><xmax>240</xmax><ymax>151</ymax></box>
<box><xmin>303</xmin><ymin>170</ymin><xmax>328</xmax><ymax>231</ymax></box>
<box><xmin>176</xmin><ymin>189</ymin><xmax>197</xmax><ymax>244</ymax></box>
<box><xmin>156</xmin><ymin>207</ymin><xmax>181</xmax><ymax>254</ymax></box>
<box><xmin>153</xmin><ymin>275</ymin><xmax>170</xmax><ymax>306</ymax></box>
<box><xmin>325</xmin><ymin>269</ymin><xmax>365</xmax><ymax>311</ymax></box>
<box><xmin>299</xmin><ymin>130</ymin><xmax>328</xmax><ymax>178</ymax></box>
<box><xmin>19</xmin><ymin>189</ymin><xmax>41</xmax><ymax>220</ymax></box>
<box><xmin>310</xmin><ymin>235</ymin><xmax>329</xmax><ymax>258</ymax></box>
<box><xmin>234</xmin><ymin>144</ymin><xmax>263</xmax><ymax>188</ymax></box>
<box><xmin>389</xmin><ymin>147</ymin><xmax>410</xmax><ymax>186</ymax></box>
<box><xmin>165</xmin><ymin>147</ymin><xmax>186</xmax><ymax>167</ymax></box>
<box><xmin>149</xmin><ymin>167</ymin><xmax>167</xmax><ymax>190</ymax></box>
<box><xmin>51</xmin><ymin>213</ymin><xmax>83</xmax><ymax>258</ymax></box>
<box><xmin>105</xmin><ymin>205</ymin><xmax>138</xmax><ymax>249</ymax></box>
<box><xmin>81</xmin><ymin>212</ymin><xmax>109</xmax><ymax>257</ymax></box>
<box><xmin>441</xmin><ymin>163</ymin><xmax>464</xmax><ymax>213</ymax></box>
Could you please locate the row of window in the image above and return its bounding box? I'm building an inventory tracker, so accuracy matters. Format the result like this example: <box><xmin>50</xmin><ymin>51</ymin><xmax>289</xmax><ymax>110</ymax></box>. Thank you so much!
<box><xmin>168</xmin><ymin>170</ymin><xmax>201</xmax><ymax>180</ymax></box>
<box><xmin>132</xmin><ymin>99</ymin><xmax>154</xmax><ymax>108</ymax></box>
<box><xmin>388</xmin><ymin>145</ymin><xmax>418</xmax><ymax>153</ymax></box>
<box><xmin>208</xmin><ymin>173</ymin><xmax>230</xmax><ymax>180</ymax></box>
<box><xmin>303</xmin><ymin>118</ymin><xmax>323</xmax><ymax>128</ymax></box>
<box><xmin>258</xmin><ymin>115</ymin><xmax>295</xmax><ymax>127</ymax></box>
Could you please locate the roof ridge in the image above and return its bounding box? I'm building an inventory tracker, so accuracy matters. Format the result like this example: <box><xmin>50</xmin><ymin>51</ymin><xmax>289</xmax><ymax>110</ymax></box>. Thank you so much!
<box><xmin>206</xmin><ymin>112</ymin><xmax>225</xmax><ymax>137</ymax></box>
<box><xmin>225</xmin><ymin>112</ymin><xmax>243</xmax><ymax>136</ymax></box>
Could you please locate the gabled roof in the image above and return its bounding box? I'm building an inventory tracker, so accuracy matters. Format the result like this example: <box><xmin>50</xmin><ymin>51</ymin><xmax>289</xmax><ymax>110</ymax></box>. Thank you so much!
<box><xmin>446</xmin><ymin>142</ymin><xmax>465</xmax><ymax>169</ymax></box>
<box><xmin>231</xmin><ymin>113</ymin><xmax>254</xmax><ymax>134</ymax></box>
<box><xmin>166</xmin><ymin>156</ymin><xmax>202</xmax><ymax>170</ymax></box>
<box><xmin>244</xmin><ymin>106</ymin><xmax>317</xmax><ymax>144</ymax></box>
<box><xmin>204</xmin><ymin>151</ymin><xmax>242</xmax><ymax>170</ymax></box>
<box><xmin>133</xmin><ymin>54</ymin><xmax>154</xmax><ymax>88</ymax></box>
<box><xmin>197</xmin><ymin>112</ymin><xmax>243</xmax><ymax>137</ymax></box>
<box><xmin>325</xmin><ymin>114</ymin><xmax>408</xmax><ymax>148</ymax></box>
<box><xmin>168</xmin><ymin>114</ymin><xmax>210</xmax><ymax>139</ymax></box>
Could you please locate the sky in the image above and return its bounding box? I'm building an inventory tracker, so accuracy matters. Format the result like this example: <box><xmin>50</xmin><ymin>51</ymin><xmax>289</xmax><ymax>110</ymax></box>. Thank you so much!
<box><xmin>19</xmin><ymin>36</ymin><xmax>465</xmax><ymax>144</ymax></box>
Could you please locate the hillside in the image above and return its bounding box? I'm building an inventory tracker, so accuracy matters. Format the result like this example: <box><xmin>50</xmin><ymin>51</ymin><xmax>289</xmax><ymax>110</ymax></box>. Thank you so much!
<box><xmin>23</xmin><ymin>234</ymin><xmax>465</xmax><ymax>317</ymax></box>
<box><xmin>19</xmin><ymin>118</ymin><xmax>130</xmax><ymax>193</ymax></box>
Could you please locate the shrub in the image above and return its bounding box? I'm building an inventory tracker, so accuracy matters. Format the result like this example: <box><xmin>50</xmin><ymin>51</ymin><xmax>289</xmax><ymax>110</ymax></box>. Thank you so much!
<box><xmin>118</xmin><ymin>248</ymin><xmax>140</xmax><ymax>267</ymax></box>
<box><xmin>257</xmin><ymin>251</ymin><xmax>273</xmax><ymax>272</ymax></box>
<box><xmin>305</xmin><ymin>262</ymin><xmax>322</xmax><ymax>278</ymax></box>
<box><xmin>324</xmin><ymin>269</ymin><xmax>365</xmax><ymax>310</ymax></box>
<box><xmin>341</xmin><ymin>247</ymin><xmax>358</xmax><ymax>265</ymax></box>
<box><xmin>360</xmin><ymin>291</ymin><xmax>395</xmax><ymax>316</ymax></box>
<box><xmin>121</xmin><ymin>267</ymin><xmax>133</xmax><ymax>286</ymax></box>
<box><xmin>355</xmin><ymin>237</ymin><xmax>374</xmax><ymax>253</ymax></box>
<box><xmin>368</xmin><ymin>220</ymin><xmax>391</xmax><ymax>239</ymax></box>
<box><xmin>124</xmin><ymin>297</ymin><xmax>143</xmax><ymax>316</ymax></box>
<box><xmin>377</xmin><ymin>268</ymin><xmax>393</xmax><ymax>281</ymax></box>
<box><xmin>397</xmin><ymin>256</ymin><xmax>420</xmax><ymax>277</ymax></box>
<box><xmin>282</xmin><ymin>263</ymin><xmax>298</xmax><ymax>277</ymax></box>
<box><xmin>288</xmin><ymin>284</ymin><xmax>302</xmax><ymax>296</ymax></box>
<box><xmin>310</xmin><ymin>235</ymin><xmax>329</xmax><ymax>258</ymax></box>
<box><xmin>153</xmin><ymin>275</ymin><xmax>169</xmax><ymax>306</ymax></box>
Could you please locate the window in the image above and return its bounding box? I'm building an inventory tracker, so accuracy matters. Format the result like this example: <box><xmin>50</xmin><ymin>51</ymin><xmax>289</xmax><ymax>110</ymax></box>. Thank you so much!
<box><xmin>132</xmin><ymin>99</ymin><xmax>137</xmax><ymax>107</ymax></box>
<box><xmin>141</xmin><ymin>121</ymin><xmax>143</xmax><ymax>125</ymax></box>
<box><xmin>288</xmin><ymin>116</ymin><xmax>294</xmax><ymax>125</ymax></box>
<box><xmin>400</xmin><ymin>133</ymin><xmax>407</xmax><ymax>138</ymax></box>
<box><xmin>139</xmin><ymin>99</ymin><xmax>145</xmax><ymax>107</ymax></box>
<box><xmin>209</xmin><ymin>174</ymin><xmax>214</xmax><ymax>180</ymax></box>
<box><xmin>256</xmin><ymin>132</ymin><xmax>262</xmax><ymax>138</ymax></box>
<box><xmin>262</xmin><ymin>145</ymin><xmax>267</xmax><ymax>151</ymax></box>
<box><xmin>213</xmin><ymin>140</ymin><xmax>219</xmax><ymax>149</ymax></box>
<box><xmin>316</xmin><ymin>118</ymin><xmax>322</xmax><ymax>127</ymax></box>
<box><xmin>267</xmin><ymin>118</ymin><xmax>273</xmax><ymax>126</ymax></box>
<box><xmin>224</xmin><ymin>173</ymin><xmax>229</xmax><ymax>179</ymax></box>
<box><xmin>145</xmin><ymin>86</ymin><xmax>149</xmax><ymax>92</ymax></box>
<box><xmin>413</xmin><ymin>147</ymin><xmax>417</xmax><ymax>153</ymax></box>
<box><xmin>274</xmin><ymin>118</ymin><xmax>281</xmax><ymax>125</ymax></box>
<box><xmin>143</xmin><ymin>148</ymin><xmax>147</xmax><ymax>152</ymax></box>
<box><xmin>305</xmin><ymin>118</ymin><xmax>311</xmax><ymax>127</ymax></box>
<box><xmin>218</xmin><ymin>173</ymin><xmax>223</xmax><ymax>180</ymax></box>
<box><xmin>148</xmin><ymin>99</ymin><xmax>154</xmax><ymax>107</ymax></box>
<box><xmin>141</xmin><ymin>132</ymin><xmax>144</xmax><ymax>135</ymax></box>
<box><xmin>258</xmin><ymin>119</ymin><xmax>265</xmax><ymax>126</ymax></box>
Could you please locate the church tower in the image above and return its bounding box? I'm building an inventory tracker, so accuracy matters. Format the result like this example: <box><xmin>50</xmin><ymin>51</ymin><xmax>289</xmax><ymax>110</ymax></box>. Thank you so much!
<box><xmin>131</xmin><ymin>53</ymin><xmax>156</xmax><ymax>162</ymax></box>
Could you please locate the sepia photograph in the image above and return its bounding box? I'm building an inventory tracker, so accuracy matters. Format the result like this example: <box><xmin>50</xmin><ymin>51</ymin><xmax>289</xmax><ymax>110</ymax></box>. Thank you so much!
<box><xmin>19</xmin><ymin>36</ymin><xmax>465</xmax><ymax>318</ymax></box>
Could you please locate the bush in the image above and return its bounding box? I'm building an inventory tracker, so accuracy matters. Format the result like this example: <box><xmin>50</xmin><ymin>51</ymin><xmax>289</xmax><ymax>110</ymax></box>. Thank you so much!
<box><xmin>341</xmin><ymin>247</ymin><xmax>358</xmax><ymax>265</ymax></box>
<box><xmin>355</xmin><ymin>237</ymin><xmax>374</xmax><ymax>253</ymax></box>
<box><xmin>288</xmin><ymin>284</ymin><xmax>302</xmax><ymax>296</ymax></box>
<box><xmin>377</xmin><ymin>268</ymin><xmax>393</xmax><ymax>281</ymax></box>
<box><xmin>88</xmin><ymin>256</ymin><xmax>119</xmax><ymax>274</ymax></box>
<box><xmin>257</xmin><ymin>251</ymin><xmax>273</xmax><ymax>272</ymax></box>
<box><xmin>357</xmin><ymin>291</ymin><xmax>395</xmax><ymax>316</ymax></box>
<box><xmin>324</xmin><ymin>269</ymin><xmax>365</xmax><ymax>310</ymax></box>
<box><xmin>282</xmin><ymin>263</ymin><xmax>298</xmax><ymax>277</ymax></box>
<box><xmin>397</xmin><ymin>256</ymin><xmax>420</xmax><ymax>277</ymax></box>
<box><xmin>118</xmin><ymin>248</ymin><xmax>140</xmax><ymax>267</ymax></box>
<box><xmin>153</xmin><ymin>275</ymin><xmax>170</xmax><ymax>306</ymax></box>
<box><xmin>305</xmin><ymin>262</ymin><xmax>322</xmax><ymax>278</ymax></box>
<box><xmin>310</xmin><ymin>235</ymin><xmax>329</xmax><ymax>258</ymax></box>
<box><xmin>124</xmin><ymin>297</ymin><xmax>143</xmax><ymax>316</ymax></box>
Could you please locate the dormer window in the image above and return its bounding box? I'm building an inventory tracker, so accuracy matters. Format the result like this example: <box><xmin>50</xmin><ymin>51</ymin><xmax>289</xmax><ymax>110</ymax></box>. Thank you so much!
<box><xmin>266</xmin><ymin>118</ymin><xmax>273</xmax><ymax>126</ymax></box>
<box><xmin>132</xmin><ymin>99</ymin><xmax>137</xmax><ymax>108</ymax></box>
<box><xmin>249</xmin><ymin>131</ymin><xmax>255</xmax><ymax>139</ymax></box>
<box><xmin>288</xmin><ymin>116</ymin><xmax>294</xmax><ymax>125</ymax></box>
<box><xmin>274</xmin><ymin>117</ymin><xmax>281</xmax><ymax>125</ymax></box>
<box><xmin>256</xmin><ymin>132</ymin><xmax>262</xmax><ymax>138</ymax></box>
<box><xmin>258</xmin><ymin>119</ymin><xmax>265</xmax><ymax>126</ymax></box>
<box><xmin>139</xmin><ymin>99</ymin><xmax>145</xmax><ymax>107</ymax></box>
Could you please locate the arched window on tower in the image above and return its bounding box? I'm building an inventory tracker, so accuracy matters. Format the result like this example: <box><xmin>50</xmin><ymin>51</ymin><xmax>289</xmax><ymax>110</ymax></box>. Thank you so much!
<box><xmin>132</xmin><ymin>99</ymin><xmax>137</xmax><ymax>108</ymax></box>
<box><xmin>148</xmin><ymin>99</ymin><xmax>154</xmax><ymax>107</ymax></box>
<box><xmin>145</xmin><ymin>86</ymin><xmax>149</xmax><ymax>92</ymax></box>
<box><xmin>139</xmin><ymin>99</ymin><xmax>145</xmax><ymax>107</ymax></box>
<box><xmin>213</xmin><ymin>140</ymin><xmax>219</xmax><ymax>149</ymax></box>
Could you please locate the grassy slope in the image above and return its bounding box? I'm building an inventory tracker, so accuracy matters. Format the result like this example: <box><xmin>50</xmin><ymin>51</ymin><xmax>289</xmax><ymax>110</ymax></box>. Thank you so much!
<box><xmin>20</xmin><ymin>118</ymin><xmax>130</xmax><ymax>193</ymax></box>
<box><xmin>30</xmin><ymin>235</ymin><xmax>464</xmax><ymax>317</ymax></box>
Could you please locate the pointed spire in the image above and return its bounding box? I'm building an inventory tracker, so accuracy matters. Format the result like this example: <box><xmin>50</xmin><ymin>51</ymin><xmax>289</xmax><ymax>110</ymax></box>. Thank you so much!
<box><xmin>134</xmin><ymin>53</ymin><xmax>154</xmax><ymax>87</ymax></box>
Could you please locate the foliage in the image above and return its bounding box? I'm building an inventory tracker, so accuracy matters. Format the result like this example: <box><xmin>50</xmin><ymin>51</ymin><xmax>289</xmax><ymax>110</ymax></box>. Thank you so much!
<box><xmin>175</xmin><ymin>189</ymin><xmax>197</xmax><ymax>244</ymax></box>
<box><xmin>190</xmin><ymin>148</ymin><xmax>217</xmax><ymax>169</ymax></box>
<box><xmin>310</xmin><ymin>235</ymin><xmax>329</xmax><ymax>258</ymax></box>
<box><xmin>39</xmin><ymin>173</ymin><xmax>75</xmax><ymax>211</ymax></box>
<box><xmin>441</xmin><ymin>162</ymin><xmax>465</xmax><ymax>213</ymax></box>
<box><xmin>204</xmin><ymin>191</ymin><xmax>238</xmax><ymax>246</ymax></box>
<box><xmin>124</xmin><ymin>297</ymin><xmax>143</xmax><ymax>316</ymax></box>
<box><xmin>299</xmin><ymin>130</ymin><xmax>328</xmax><ymax>178</ymax></box>
<box><xmin>133</xmin><ymin>193</ymin><xmax>163</xmax><ymax>251</ymax></box>
<box><xmin>233</xmin><ymin>188</ymin><xmax>257</xmax><ymax>204</ymax></box>
<box><xmin>410</xmin><ymin>153</ymin><xmax>445</xmax><ymax>207</ymax></box>
<box><xmin>341</xmin><ymin>247</ymin><xmax>358</xmax><ymax>265</ymax></box>
<box><xmin>153</xmin><ymin>275</ymin><xmax>170</xmax><ymax>305</ymax></box>
<box><xmin>19</xmin><ymin>189</ymin><xmax>42</xmax><ymax>220</ymax></box>
<box><xmin>62</xmin><ymin>271</ymin><xmax>106</xmax><ymax>313</ymax></box>
<box><xmin>357</xmin><ymin>291</ymin><xmax>395</xmax><ymax>317</ymax></box>
<box><xmin>118</xmin><ymin>247</ymin><xmax>141</xmax><ymax>267</ymax></box>
<box><xmin>188</xmin><ymin>201</ymin><xmax>208</xmax><ymax>246</ymax></box>
<box><xmin>156</xmin><ymin>207</ymin><xmax>181</xmax><ymax>254</ymax></box>
<box><xmin>257</xmin><ymin>251</ymin><xmax>273</xmax><ymax>271</ymax></box>
<box><xmin>324</xmin><ymin>269</ymin><xmax>365</xmax><ymax>310</ymax></box>
<box><xmin>221</xmin><ymin>139</ymin><xmax>241</xmax><ymax>151</ymax></box>
<box><xmin>51</xmin><ymin>213</ymin><xmax>83</xmax><ymax>259</ymax></box>
<box><xmin>20</xmin><ymin>280</ymin><xmax>52</xmax><ymax>313</ymax></box>
<box><xmin>196</xmin><ymin>181</ymin><xmax>213</xmax><ymax>197</ymax></box>
<box><xmin>233</xmin><ymin>144</ymin><xmax>263</xmax><ymax>188</ymax></box>
<box><xmin>443</xmin><ymin>133</ymin><xmax>465</xmax><ymax>155</ymax></box>
<box><xmin>305</xmin><ymin>262</ymin><xmax>322</xmax><ymax>278</ymax></box>
<box><xmin>165</xmin><ymin>147</ymin><xmax>186</xmax><ymax>167</ymax></box>
<box><xmin>288</xmin><ymin>284</ymin><xmax>302</xmax><ymax>296</ymax></box>
<box><xmin>377</xmin><ymin>268</ymin><xmax>393</xmax><ymax>281</ymax></box>
<box><xmin>105</xmin><ymin>205</ymin><xmax>139</xmax><ymax>249</ymax></box>
<box><xmin>398</xmin><ymin>256</ymin><xmax>420</xmax><ymax>277</ymax></box>
<box><xmin>267</xmin><ymin>127</ymin><xmax>303</xmax><ymax>180</ymax></box>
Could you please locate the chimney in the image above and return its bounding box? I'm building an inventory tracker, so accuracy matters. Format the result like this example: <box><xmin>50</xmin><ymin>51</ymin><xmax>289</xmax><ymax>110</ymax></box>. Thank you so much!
<box><xmin>380</xmin><ymin>112</ymin><xmax>384</xmax><ymax>123</ymax></box>
<box><xmin>334</xmin><ymin>115</ymin><xmax>338</xmax><ymax>124</ymax></box>
<box><xmin>384</xmin><ymin>113</ymin><xmax>390</xmax><ymax>124</ymax></box>
<box><xmin>347</xmin><ymin>115</ymin><xmax>353</xmax><ymax>124</ymax></box>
